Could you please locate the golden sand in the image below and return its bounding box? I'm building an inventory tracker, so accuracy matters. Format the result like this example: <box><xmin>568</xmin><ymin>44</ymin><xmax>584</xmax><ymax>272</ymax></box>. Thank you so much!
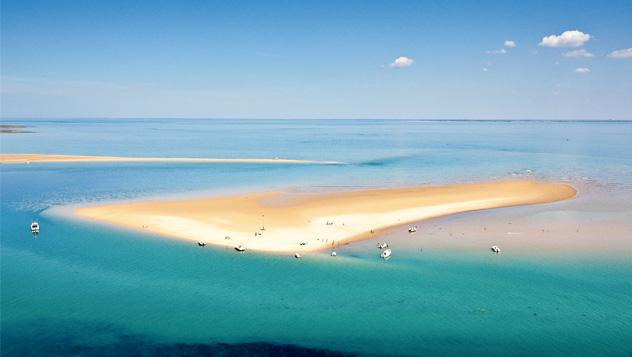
<box><xmin>73</xmin><ymin>180</ymin><xmax>576</xmax><ymax>252</ymax></box>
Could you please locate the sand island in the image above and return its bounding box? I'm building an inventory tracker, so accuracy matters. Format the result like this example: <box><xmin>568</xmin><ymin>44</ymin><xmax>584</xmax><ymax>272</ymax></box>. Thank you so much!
<box><xmin>0</xmin><ymin>153</ymin><xmax>342</xmax><ymax>165</ymax></box>
<box><xmin>74</xmin><ymin>180</ymin><xmax>576</xmax><ymax>253</ymax></box>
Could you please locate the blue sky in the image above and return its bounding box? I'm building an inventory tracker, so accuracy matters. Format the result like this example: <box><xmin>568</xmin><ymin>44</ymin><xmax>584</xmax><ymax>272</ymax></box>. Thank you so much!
<box><xmin>1</xmin><ymin>0</ymin><xmax>631</xmax><ymax>119</ymax></box>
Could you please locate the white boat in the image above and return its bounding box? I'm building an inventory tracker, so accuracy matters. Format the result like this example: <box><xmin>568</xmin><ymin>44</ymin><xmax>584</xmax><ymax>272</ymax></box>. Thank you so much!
<box><xmin>30</xmin><ymin>221</ymin><xmax>40</xmax><ymax>234</ymax></box>
<box><xmin>235</xmin><ymin>245</ymin><xmax>246</xmax><ymax>252</ymax></box>
<box><xmin>491</xmin><ymin>245</ymin><xmax>501</xmax><ymax>254</ymax></box>
<box><xmin>294</xmin><ymin>253</ymin><xmax>302</xmax><ymax>259</ymax></box>
<box><xmin>377</xmin><ymin>242</ymin><xmax>389</xmax><ymax>249</ymax></box>
<box><xmin>197</xmin><ymin>241</ymin><xmax>207</xmax><ymax>247</ymax></box>
<box><xmin>381</xmin><ymin>248</ymin><xmax>392</xmax><ymax>259</ymax></box>
<box><xmin>331</xmin><ymin>251</ymin><xmax>337</xmax><ymax>257</ymax></box>
<box><xmin>408</xmin><ymin>226</ymin><xmax>417</xmax><ymax>233</ymax></box>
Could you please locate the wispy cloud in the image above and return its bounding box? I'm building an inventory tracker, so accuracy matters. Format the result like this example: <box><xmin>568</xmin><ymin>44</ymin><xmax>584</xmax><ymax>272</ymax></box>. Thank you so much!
<box><xmin>487</xmin><ymin>40</ymin><xmax>515</xmax><ymax>55</ymax></box>
<box><xmin>607</xmin><ymin>48</ymin><xmax>632</xmax><ymax>58</ymax></box>
<box><xmin>486</xmin><ymin>48</ymin><xmax>507</xmax><ymax>55</ymax></box>
<box><xmin>563</xmin><ymin>49</ymin><xmax>594</xmax><ymax>57</ymax></box>
<box><xmin>540</xmin><ymin>30</ymin><xmax>591</xmax><ymax>48</ymax></box>
<box><xmin>575</xmin><ymin>67</ymin><xmax>591</xmax><ymax>73</ymax></box>
<box><xmin>389</xmin><ymin>56</ymin><xmax>415</xmax><ymax>68</ymax></box>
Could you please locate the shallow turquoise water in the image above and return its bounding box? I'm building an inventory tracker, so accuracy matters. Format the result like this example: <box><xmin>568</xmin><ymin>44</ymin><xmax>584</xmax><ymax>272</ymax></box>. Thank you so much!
<box><xmin>1</xmin><ymin>119</ymin><xmax>632</xmax><ymax>356</ymax></box>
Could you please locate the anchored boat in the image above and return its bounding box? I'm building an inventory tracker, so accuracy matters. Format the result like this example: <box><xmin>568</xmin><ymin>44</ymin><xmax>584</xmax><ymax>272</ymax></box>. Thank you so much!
<box><xmin>30</xmin><ymin>221</ymin><xmax>40</xmax><ymax>234</ymax></box>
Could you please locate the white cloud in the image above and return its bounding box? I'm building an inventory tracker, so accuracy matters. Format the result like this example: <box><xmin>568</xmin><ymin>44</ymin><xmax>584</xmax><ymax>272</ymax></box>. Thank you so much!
<box><xmin>563</xmin><ymin>49</ymin><xmax>594</xmax><ymax>57</ymax></box>
<box><xmin>486</xmin><ymin>48</ymin><xmax>507</xmax><ymax>55</ymax></box>
<box><xmin>607</xmin><ymin>48</ymin><xmax>632</xmax><ymax>58</ymax></box>
<box><xmin>389</xmin><ymin>56</ymin><xmax>415</xmax><ymax>68</ymax></box>
<box><xmin>575</xmin><ymin>67</ymin><xmax>591</xmax><ymax>73</ymax></box>
<box><xmin>482</xmin><ymin>67</ymin><xmax>489</xmax><ymax>72</ymax></box>
<box><xmin>504</xmin><ymin>40</ymin><xmax>516</xmax><ymax>47</ymax></box>
<box><xmin>539</xmin><ymin>30</ymin><xmax>591</xmax><ymax>48</ymax></box>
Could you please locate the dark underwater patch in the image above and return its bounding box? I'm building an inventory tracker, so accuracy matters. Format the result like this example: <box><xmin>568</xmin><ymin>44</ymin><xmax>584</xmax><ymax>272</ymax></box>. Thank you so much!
<box><xmin>1</xmin><ymin>319</ymin><xmax>354</xmax><ymax>357</ymax></box>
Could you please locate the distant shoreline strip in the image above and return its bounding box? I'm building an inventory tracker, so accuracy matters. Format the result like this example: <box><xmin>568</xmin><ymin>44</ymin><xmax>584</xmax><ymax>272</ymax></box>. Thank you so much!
<box><xmin>0</xmin><ymin>154</ymin><xmax>343</xmax><ymax>165</ymax></box>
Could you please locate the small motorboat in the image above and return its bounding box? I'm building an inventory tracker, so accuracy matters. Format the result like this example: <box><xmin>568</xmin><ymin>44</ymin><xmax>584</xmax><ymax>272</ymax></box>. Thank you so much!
<box><xmin>30</xmin><ymin>221</ymin><xmax>40</xmax><ymax>234</ymax></box>
<box><xmin>197</xmin><ymin>241</ymin><xmax>207</xmax><ymax>247</ymax></box>
<box><xmin>377</xmin><ymin>242</ymin><xmax>389</xmax><ymax>249</ymax></box>
<box><xmin>408</xmin><ymin>226</ymin><xmax>417</xmax><ymax>233</ymax></box>
<box><xmin>491</xmin><ymin>245</ymin><xmax>501</xmax><ymax>254</ymax></box>
<box><xmin>294</xmin><ymin>253</ymin><xmax>302</xmax><ymax>259</ymax></box>
<box><xmin>235</xmin><ymin>245</ymin><xmax>246</xmax><ymax>252</ymax></box>
<box><xmin>381</xmin><ymin>248</ymin><xmax>392</xmax><ymax>259</ymax></box>
<box><xmin>330</xmin><ymin>251</ymin><xmax>337</xmax><ymax>257</ymax></box>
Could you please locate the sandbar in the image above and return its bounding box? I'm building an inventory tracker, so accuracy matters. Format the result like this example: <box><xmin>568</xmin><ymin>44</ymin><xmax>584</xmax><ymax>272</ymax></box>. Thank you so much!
<box><xmin>0</xmin><ymin>153</ymin><xmax>341</xmax><ymax>165</ymax></box>
<box><xmin>73</xmin><ymin>180</ymin><xmax>576</xmax><ymax>253</ymax></box>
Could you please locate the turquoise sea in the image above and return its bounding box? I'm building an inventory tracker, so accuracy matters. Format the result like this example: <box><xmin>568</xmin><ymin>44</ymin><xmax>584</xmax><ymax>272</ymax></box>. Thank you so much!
<box><xmin>1</xmin><ymin>119</ymin><xmax>631</xmax><ymax>356</ymax></box>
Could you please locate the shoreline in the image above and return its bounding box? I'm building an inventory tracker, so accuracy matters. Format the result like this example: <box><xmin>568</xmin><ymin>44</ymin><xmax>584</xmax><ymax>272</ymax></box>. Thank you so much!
<box><xmin>71</xmin><ymin>180</ymin><xmax>577</xmax><ymax>253</ymax></box>
<box><xmin>0</xmin><ymin>153</ymin><xmax>342</xmax><ymax>165</ymax></box>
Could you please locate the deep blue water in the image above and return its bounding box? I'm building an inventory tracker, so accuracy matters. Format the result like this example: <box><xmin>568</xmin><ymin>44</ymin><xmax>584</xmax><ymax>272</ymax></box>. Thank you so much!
<box><xmin>1</xmin><ymin>119</ymin><xmax>631</xmax><ymax>356</ymax></box>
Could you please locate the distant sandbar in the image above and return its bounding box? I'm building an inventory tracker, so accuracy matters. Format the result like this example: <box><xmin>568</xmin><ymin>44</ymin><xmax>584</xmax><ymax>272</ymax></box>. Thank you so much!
<box><xmin>0</xmin><ymin>154</ymin><xmax>342</xmax><ymax>165</ymax></box>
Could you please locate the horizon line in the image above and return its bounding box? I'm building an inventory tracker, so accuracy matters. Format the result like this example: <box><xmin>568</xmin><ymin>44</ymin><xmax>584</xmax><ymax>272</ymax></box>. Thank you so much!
<box><xmin>1</xmin><ymin>117</ymin><xmax>631</xmax><ymax>122</ymax></box>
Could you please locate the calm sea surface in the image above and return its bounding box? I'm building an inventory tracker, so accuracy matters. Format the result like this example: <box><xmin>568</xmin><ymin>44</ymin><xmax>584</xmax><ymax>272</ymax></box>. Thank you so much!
<box><xmin>1</xmin><ymin>119</ymin><xmax>631</xmax><ymax>356</ymax></box>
